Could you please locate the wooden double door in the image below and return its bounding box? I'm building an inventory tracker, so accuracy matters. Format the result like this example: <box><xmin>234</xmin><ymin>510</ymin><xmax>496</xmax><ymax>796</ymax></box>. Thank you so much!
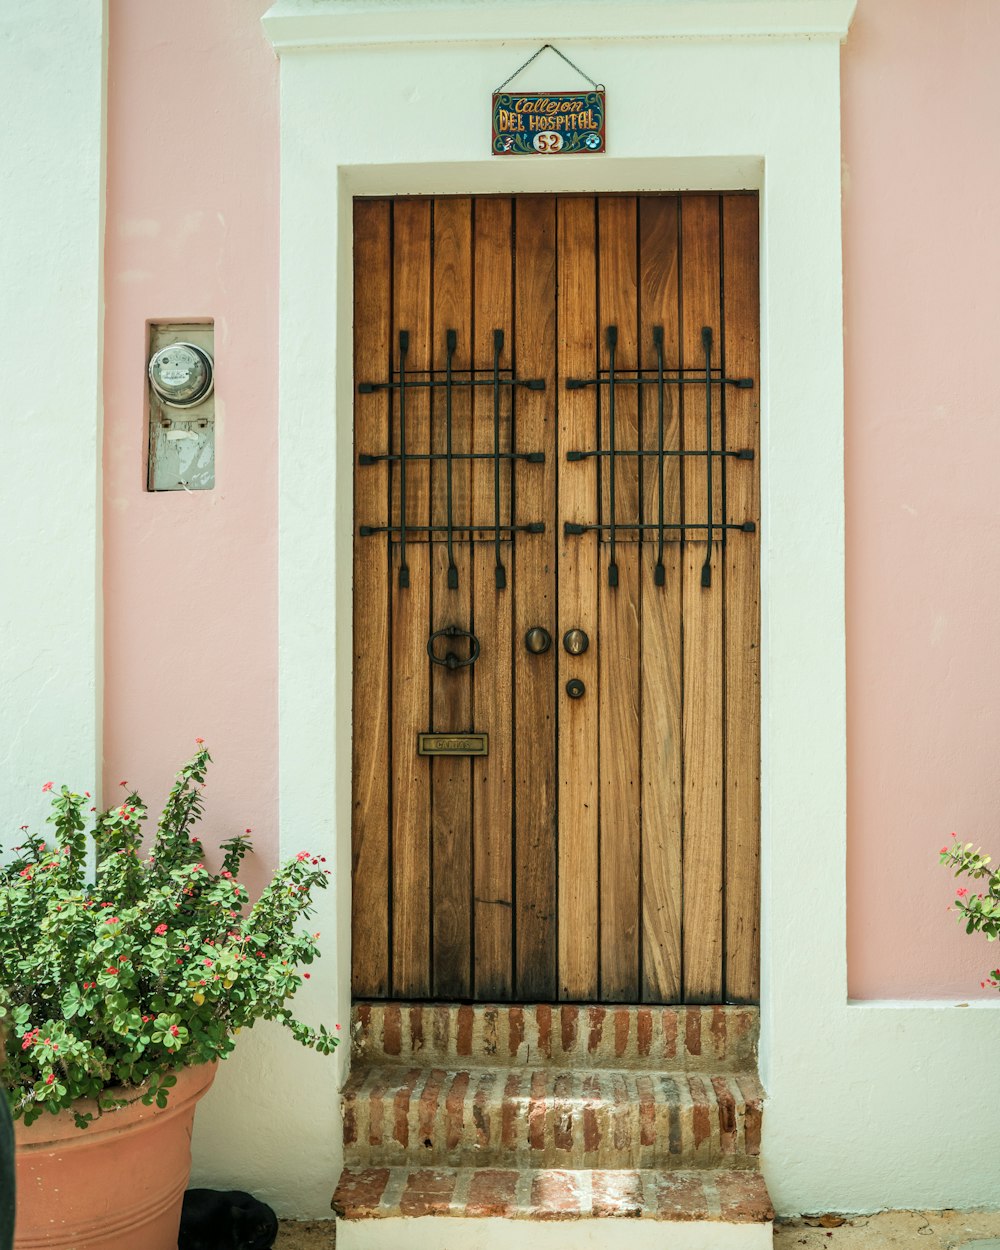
<box><xmin>352</xmin><ymin>193</ymin><xmax>760</xmax><ymax>1006</ymax></box>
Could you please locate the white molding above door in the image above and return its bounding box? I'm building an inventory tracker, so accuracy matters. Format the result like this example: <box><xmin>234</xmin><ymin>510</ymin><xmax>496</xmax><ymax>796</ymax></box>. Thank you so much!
<box><xmin>263</xmin><ymin>0</ymin><xmax>857</xmax><ymax>52</ymax></box>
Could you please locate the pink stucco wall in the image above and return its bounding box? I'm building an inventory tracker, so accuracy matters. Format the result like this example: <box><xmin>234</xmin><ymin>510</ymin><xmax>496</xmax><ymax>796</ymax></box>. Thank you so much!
<box><xmin>102</xmin><ymin>0</ymin><xmax>999</xmax><ymax>995</ymax></box>
<box><xmin>843</xmin><ymin>0</ymin><xmax>1000</xmax><ymax>996</ymax></box>
<box><xmin>103</xmin><ymin>0</ymin><xmax>279</xmax><ymax>892</ymax></box>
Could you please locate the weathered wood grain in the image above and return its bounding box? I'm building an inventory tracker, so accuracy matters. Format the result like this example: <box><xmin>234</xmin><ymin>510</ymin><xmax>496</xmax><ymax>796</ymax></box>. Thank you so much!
<box><xmin>352</xmin><ymin>199</ymin><xmax>392</xmax><ymax>997</ymax></box>
<box><xmin>556</xmin><ymin>196</ymin><xmax>600</xmax><ymax>1000</ymax></box>
<box><xmin>638</xmin><ymin>195</ymin><xmax>683</xmax><ymax>1003</ymax></box>
<box><xmin>722</xmin><ymin>194</ymin><xmax>761</xmax><ymax>1003</ymax></box>
<box><xmin>470</xmin><ymin>197</ymin><xmax>515</xmax><ymax>999</ymax></box>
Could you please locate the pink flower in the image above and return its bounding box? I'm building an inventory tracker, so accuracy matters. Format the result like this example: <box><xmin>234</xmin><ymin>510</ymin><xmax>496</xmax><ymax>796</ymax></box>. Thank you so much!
<box><xmin>154</xmin><ymin>924</ymin><xmax>168</xmax><ymax>936</ymax></box>
<box><xmin>221</xmin><ymin>870</ymin><xmax>233</xmax><ymax>879</ymax></box>
<box><xmin>957</xmin><ymin>888</ymin><xmax>969</xmax><ymax>898</ymax></box>
<box><xmin>41</xmin><ymin>782</ymin><xmax>54</xmax><ymax>793</ymax></box>
<box><xmin>203</xmin><ymin>958</ymin><xmax>213</xmax><ymax>967</ymax></box>
<box><xmin>195</xmin><ymin>737</ymin><xmax>204</xmax><ymax>744</ymax></box>
<box><xmin>105</xmin><ymin>916</ymin><xmax>120</xmax><ymax>924</ymax></box>
<box><xmin>940</xmin><ymin>847</ymin><xmax>949</xmax><ymax>854</ymax></box>
<box><xmin>296</xmin><ymin>852</ymin><xmax>309</xmax><ymax>862</ymax></box>
<box><xmin>119</xmin><ymin>780</ymin><xmax>128</xmax><ymax>788</ymax></box>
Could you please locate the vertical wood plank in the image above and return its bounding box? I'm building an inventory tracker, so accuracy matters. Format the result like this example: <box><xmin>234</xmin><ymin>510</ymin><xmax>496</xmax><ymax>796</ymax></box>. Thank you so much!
<box><xmin>430</xmin><ymin>198</ymin><xmax>474</xmax><ymax>998</ymax></box>
<box><xmin>680</xmin><ymin>195</ymin><xmax>725</xmax><ymax>1002</ymax></box>
<box><xmin>471</xmin><ymin>197</ymin><xmax>514</xmax><ymax>999</ymax></box>
<box><xmin>597</xmin><ymin>196</ymin><xmax>641</xmax><ymax>1002</ymax></box>
<box><xmin>513</xmin><ymin>196</ymin><xmax>558</xmax><ymax>999</ymax></box>
<box><xmin>638</xmin><ymin>195</ymin><xmax>683</xmax><ymax>1003</ymax></box>
<box><xmin>391</xmin><ymin>198</ymin><xmax>433</xmax><ymax>997</ymax></box>
<box><xmin>352</xmin><ymin>199</ymin><xmax>392</xmax><ymax>997</ymax></box>
<box><xmin>722</xmin><ymin>194</ymin><xmax>761</xmax><ymax>1002</ymax></box>
<box><xmin>556</xmin><ymin>197</ymin><xmax>599</xmax><ymax>1000</ymax></box>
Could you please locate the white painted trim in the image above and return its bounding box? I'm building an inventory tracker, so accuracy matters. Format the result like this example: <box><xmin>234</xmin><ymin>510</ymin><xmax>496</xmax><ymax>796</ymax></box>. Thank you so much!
<box><xmin>269</xmin><ymin>22</ymin><xmax>854</xmax><ymax>1217</ymax></box>
<box><xmin>337</xmin><ymin>1216</ymin><xmax>773</xmax><ymax>1250</ymax></box>
<box><xmin>263</xmin><ymin>0</ymin><xmax>857</xmax><ymax>52</ymax></box>
<box><xmin>262</xmin><ymin>0</ymin><xmax>1000</xmax><ymax>1221</ymax></box>
<box><xmin>0</xmin><ymin>0</ymin><xmax>106</xmax><ymax>824</ymax></box>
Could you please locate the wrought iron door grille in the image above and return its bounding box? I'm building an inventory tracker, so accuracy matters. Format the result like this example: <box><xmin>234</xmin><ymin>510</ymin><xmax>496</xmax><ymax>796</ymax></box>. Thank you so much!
<box><xmin>564</xmin><ymin>324</ymin><xmax>757</xmax><ymax>587</ymax></box>
<box><xmin>357</xmin><ymin>328</ymin><xmax>546</xmax><ymax>589</ymax></box>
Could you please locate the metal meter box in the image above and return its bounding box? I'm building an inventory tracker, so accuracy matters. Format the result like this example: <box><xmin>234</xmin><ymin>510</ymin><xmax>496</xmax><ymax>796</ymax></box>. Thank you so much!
<box><xmin>147</xmin><ymin>322</ymin><xmax>215</xmax><ymax>491</ymax></box>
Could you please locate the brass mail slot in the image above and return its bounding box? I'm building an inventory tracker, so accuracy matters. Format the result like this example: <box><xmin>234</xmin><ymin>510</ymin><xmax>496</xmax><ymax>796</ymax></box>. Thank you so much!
<box><xmin>418</xmin><ymin>733</ymin><xmax>489</xmax><ymax>757</ymax></box>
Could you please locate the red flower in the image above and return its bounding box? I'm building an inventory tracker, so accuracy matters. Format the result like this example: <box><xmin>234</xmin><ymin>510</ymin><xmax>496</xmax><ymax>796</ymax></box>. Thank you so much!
<box><xmin>221</xmin><ymin>871</ymin><xmax>233</xmax><ymax>879</ymax></box>
<box><xmin>45</xmin><ymin>1074</ymin><xmax>55</xmax><ymax>1085</ymax></box>
<box><xmin>119</xmin><ymin>780</ymin><xmax>128</xmax><ymax>788</ymax></box>
<box><xmin>105</xmin><ymin>916</ymin><xmax>120</xmax><ymax>924</ymax></box>
<box><xmin>154</xmin><ymin>924</ymin><xmax>168</xmax><ymax>936</ymax></box>
<box><xmin>303</xmin><ymin>973</ymin><xmax>310</xmax><ymax>980</ymax></box>
<box><xmin>956</xmin><ymin>888</ymin><xmax>969</xmax><ymax>898</ymax></box>
<box><xmin>296</xmin><ymin>851</ymin><xmax>309</xmax><ymax>861</ymax></box>
<box><xmin>203</xmin><ymin>958</ymin><xmax>213</xmax><ymax>967</ymax></box>
<box><xmin>41</xmin><ymin>782</ymin><xmax>54</xmax><ymax>793</ymax></box>
<box><xmin>169</xmin><ymin>1025</ymin><xmax>180</xmax><ymax>1037</ymax></box>
<box><xmin>106</xmin><ymin>967</ymin><xmax>118</xmax><ymax>976</ymax></box>
<box><xmin>940</xmin><ymin>847</ymin><xmax>948</xmax><ymax>854</ymax></box>
<box><xmin>195</xmin><ymin>737</ymin><xmax>204</xmax><ymax>744</ymax></box>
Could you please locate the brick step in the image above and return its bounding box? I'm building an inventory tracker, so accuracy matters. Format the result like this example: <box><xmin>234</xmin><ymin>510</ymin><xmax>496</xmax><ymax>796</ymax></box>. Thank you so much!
<box><xmin>352</xmin><ymin>1002</ymin><xmax>758</xmax><ymax>1072</ymax></box>
<box><xmin>342</xmin><ymin>1064</ymin><xmax>762</xmax><ymax>1169</ymax></box>
<box><xmin>333</xmin><ymin>1164</ymin><xmax>774</xmax><ymax>1223</ymax></box>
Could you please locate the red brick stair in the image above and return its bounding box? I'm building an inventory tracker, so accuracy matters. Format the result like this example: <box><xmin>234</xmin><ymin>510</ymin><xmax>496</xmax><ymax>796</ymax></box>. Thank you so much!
<box><xmin>334</xmin><ymin>1004</ymin><xmax>772</xmax><ymax>1248</ymax></box>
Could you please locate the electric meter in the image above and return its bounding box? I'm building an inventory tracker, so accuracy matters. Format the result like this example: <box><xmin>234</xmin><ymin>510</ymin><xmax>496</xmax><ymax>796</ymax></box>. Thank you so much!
<box><xmin>148</xmin><ymin>342</ymin><xmax>214</xmax><ymax>409</ymax></box>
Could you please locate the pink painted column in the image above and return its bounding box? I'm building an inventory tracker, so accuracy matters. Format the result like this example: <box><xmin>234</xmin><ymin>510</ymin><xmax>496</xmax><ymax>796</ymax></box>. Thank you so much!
<box><xmin>103</xmin><ymin>0</ymin><xmax>280</xmax><ymax>888</ymax></box>
<box><xmin>844</xmin><ymin>0</ymin><xmax>1000</xmax><ymax>996</ymax></box>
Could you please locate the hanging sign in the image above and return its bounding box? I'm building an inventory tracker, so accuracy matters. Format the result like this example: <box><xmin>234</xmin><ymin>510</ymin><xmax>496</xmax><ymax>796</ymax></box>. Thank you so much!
<box><xmin>492</xmin><ymin>43</ymin><xmax>605</xmax><ymax>157</ymax></box>
<box><xmin>492</xmin><ymin>90</ymin><xmax>606</xmax><ymax>156</ymax></box>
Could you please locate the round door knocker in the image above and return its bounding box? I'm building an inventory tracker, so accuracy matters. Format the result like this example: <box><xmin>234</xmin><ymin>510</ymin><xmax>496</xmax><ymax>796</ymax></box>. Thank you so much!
<box><xmin>565</xmin><ymin>678</ymin><xmax>586</xmax><ymax>699</ymax></box>
<box><xmin>427</xmin><ymin>626</ymin><xmax>480</xmax><ymax>671</ymax></box>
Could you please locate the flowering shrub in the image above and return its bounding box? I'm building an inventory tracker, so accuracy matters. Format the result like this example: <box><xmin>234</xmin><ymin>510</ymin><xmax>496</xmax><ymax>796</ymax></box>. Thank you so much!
<box><xmin>940</xmin><ymin>832</ymin><xmax>1000</xmax><ymax>990</ymax></box>
<box><xmin>0</xmin><ymin>746</ymin><xmax>338</xmax><ymax>1128</ymax></box>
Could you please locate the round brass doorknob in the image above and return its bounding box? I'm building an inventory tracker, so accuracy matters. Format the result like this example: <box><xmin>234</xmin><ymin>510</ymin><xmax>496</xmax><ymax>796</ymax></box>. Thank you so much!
<box><xmin>563</xmin><ymin>628</ymin><xmax>589</xmax><ymax>656</ymax></box>
<box><xmin>524</xmin><ymin>626</ymin><xmax>552</xmax><ymax>655</ymax></box>
<box><xmin>566</xmin><ymin>678</ymin><xmax>585</xmax><ymax>699</ymax></box>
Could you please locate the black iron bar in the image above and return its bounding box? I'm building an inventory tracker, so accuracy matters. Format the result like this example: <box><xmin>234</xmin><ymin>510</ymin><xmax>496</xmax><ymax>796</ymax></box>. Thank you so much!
<box><xmin>360</xmin><ymin>521</ymin><xmax>546</xmax><ymax>537</ymax></box>
<box><xmin>397</xmin><ymin>330</ymin><xmax>410</xmax><ymax>588</ymax></box>
<box><xmin>564</xmin><ymin>520</ymin><xmax>755</xmax><ymax>535</ymax></box>
<box><xmin>359</xmin><ymin>451</ymin><xmax>545</xmax><ymax>465</ymax></box>
<box><xmin>565</xmin><ymin>448</ymin><xmax>752</xmax><ymax>461</ymax></box>
<box><xmin>360</xmin><ymin>376</ymin><xmax>545</xmax><ymax>393</ymax></box>
<box><xmin>444</xmin><ymin>329</ymin><xmax>458</xmax><ymax>589</ymax></box>
<box><xmin>606</xmin><ymin>324</ymin><xmax>619</xmax><ymax>587</ymax></box>
<box><xmin>654</xmin><ymin>325</ymin><xmax>666</xmax><ymax>587</ymax></box>
<box><xmin>492</xmin><ymin>329</ymin><xmax>506</xmax><ymax>589</ymax></box>
<box><xmin>702</xmin><ymin>326</ymin><xmax>713</xmax><ymax>588</ymax></box>
<box><xmin>566</xmin><ymin>372</ymin><xmax>752</xmax><ymax>390</ymax></box>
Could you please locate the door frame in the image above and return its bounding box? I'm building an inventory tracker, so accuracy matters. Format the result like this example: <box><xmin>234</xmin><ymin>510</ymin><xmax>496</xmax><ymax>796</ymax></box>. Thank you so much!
<box><xmin>265</xmin><ymin>3</ymin><xmax>853</xmax><ymax>1214</ymax></box>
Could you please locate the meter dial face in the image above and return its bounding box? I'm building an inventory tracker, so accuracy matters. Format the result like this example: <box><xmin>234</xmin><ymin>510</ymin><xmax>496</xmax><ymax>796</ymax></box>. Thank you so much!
<box><xmin>148</xmin><ymin>343</ymin><xmax>214</xmax><ymax>408</ymax></box>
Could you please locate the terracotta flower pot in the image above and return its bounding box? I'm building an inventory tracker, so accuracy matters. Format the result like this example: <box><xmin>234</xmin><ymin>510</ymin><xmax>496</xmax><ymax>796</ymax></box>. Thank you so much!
<box><xmin>13</xmin><ymin>1061</ymin><xmax>217</xmax><ymax>1250</ymax></box>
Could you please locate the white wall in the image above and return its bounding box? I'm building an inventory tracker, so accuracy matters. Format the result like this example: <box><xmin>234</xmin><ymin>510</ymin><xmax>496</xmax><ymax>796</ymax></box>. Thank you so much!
<box><xmin>0</xmin><ymin>3</ymin><xmax>105</xmax><ymax>830</ymax></box>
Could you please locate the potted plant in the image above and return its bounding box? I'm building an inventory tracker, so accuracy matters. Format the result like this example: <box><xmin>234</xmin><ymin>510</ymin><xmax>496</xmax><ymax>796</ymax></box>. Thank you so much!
<box><xmin>940</xmin><ymin>832</ymin><xmax>1000</xmax><ymax>990</ymax></box>
<box><xmin>0</xmin><ymin>745</ymin><xmax>338</xmax><ymax>1250</ymax></box>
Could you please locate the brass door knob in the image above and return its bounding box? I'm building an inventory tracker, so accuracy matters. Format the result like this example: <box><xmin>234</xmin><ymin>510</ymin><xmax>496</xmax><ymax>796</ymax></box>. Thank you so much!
<box><xmin>524</xmin><ymin>626</ymin><xmax>552</xmax><ymax>655</ymax></box>
<box><xmin>563</xmin><ymin>628</ymin><xmax>589</xmax><ymax>656</ymax></box>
